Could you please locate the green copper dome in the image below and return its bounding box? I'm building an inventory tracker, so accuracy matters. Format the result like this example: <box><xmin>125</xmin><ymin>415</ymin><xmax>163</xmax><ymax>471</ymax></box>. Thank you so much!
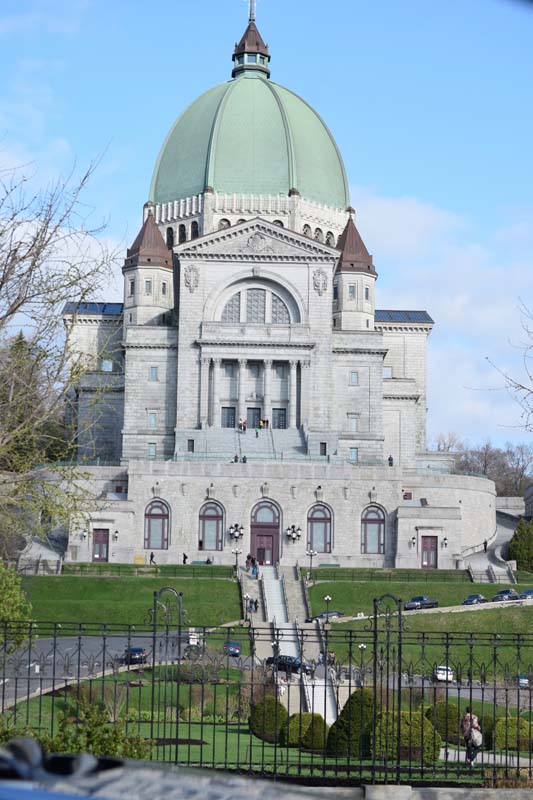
<box><xmin>149</xmin><ymin>72</ymin><xmax>350</xmax><ymax>210</ymax></box>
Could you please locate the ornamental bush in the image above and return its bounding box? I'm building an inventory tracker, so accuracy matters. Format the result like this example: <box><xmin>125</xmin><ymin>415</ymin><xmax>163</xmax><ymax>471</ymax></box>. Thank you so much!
<box><xmin>425</xmin><ymin>701</ymin><xmax>460</xmax><ymax>743</ymax></box>
<box><xmin>301</xmin><ymin>714</ymin><xmax>329</xmax><ymax>752</ymax></box>
<box><xmin>494</xmin><ymin>716</ymin><xmax>532</xmax><ymax>751</ymax></box>
<box><xmin>250</xmin><ymin>696</ymin><xmax>288</xmax><ymax>744</ymax></box>
<box><xmin>327</xmin><ymin>688</ymin><xmax>377</xmax><ymax>757</ymax></box>
<box><xmin>280</xmin><ymin>713</ymin><xmax>314</xmax><ymax>747</ymax></box>
<box><xmin>508</xmin><ymin>519</ymin><xmax>533</xmax><ymax>573</ymax></box>
<box><xmin>374</xmin><ymin>711</ymin><xmax>441</xmax><ymax>764</ymax></box>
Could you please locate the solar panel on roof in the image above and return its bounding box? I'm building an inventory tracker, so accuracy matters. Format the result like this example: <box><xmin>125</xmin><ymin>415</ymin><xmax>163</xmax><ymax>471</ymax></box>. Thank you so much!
<box><xmin>375</xmin><ymin>310</ymin><xmax>433</xmax><ymax>324</ymax></box>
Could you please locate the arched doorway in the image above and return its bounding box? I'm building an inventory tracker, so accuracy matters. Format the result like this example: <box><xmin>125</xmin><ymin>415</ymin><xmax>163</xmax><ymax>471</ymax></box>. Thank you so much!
<box><xmin>250</xmin><ymin>501</ymin><xmax>280</xmax><ymax>566</ymax></box>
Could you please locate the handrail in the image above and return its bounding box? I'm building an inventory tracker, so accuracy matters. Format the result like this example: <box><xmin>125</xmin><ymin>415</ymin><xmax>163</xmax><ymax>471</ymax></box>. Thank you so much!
<box><xmin>239</xmin><ymin>574</ymin><xmax>246</xmax><ymax>620</ymax></box>
<box><xmin>259</xmin><ymin>575</ymin><xmax>268</xmax><ymax>622</ymax></box>
<box><xmin>461</xmin><ymin>525</ymin><xmax>498</xmax><ymax>559</ymax></box>
<box><xmin>280</xmin><ymin>573</ymin><xmax>289</xmax><ymax>622</ymax></box>
<box><xmin>301</xmin><ymin>574</ymin><xmax>312</xmax><ymax>619</ymax></box>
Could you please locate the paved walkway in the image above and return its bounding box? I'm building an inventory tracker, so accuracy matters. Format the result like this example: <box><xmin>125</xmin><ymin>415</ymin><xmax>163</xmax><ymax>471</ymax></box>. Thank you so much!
<box><xmin>467</xmin><ymin>511</ymin><xmax>518</xmax><ymax>581</ymax></box>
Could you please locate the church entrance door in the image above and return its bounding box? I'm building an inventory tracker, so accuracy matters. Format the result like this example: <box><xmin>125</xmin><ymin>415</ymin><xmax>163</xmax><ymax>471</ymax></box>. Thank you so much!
<box><xmin>247</xmin><ymin>407</ymin><xmax>261</xmax><ymax>428</ymax></box>
<box><xmin>272</xmin><ymin>408</ymin><xmax>286</xmax><ymax>429</ymax></box>
<box><xmin>250</xmin><ymin>501</ymin><xmax>280</xmax><ymax>566</ymax></box>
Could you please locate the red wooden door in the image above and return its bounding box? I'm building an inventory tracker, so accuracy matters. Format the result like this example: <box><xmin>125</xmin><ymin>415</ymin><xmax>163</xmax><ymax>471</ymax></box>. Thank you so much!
<box><xmin>92</xmin><ymin>529</ymin><xmax>109</xmax><ymax>562</ymax></box>
<box><xmin>421</xmin><ymin>535</ymin><xmax>438</xmax><ymax>569</ymax></box>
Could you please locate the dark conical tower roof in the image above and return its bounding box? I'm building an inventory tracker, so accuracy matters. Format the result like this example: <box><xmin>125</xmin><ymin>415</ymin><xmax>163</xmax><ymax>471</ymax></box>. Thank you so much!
<box><xmin>125</xmin><ymin>209</ymin><xmax>172</xmax><ymax>268</ymax></box>
<box><xmin>336</xmin><ymin>210</ymin><xmax>376</xmax><ymax>276</ymax></box>
<box><xmin>232</xmin><ymin>3</ymin><xmax>270</xmax><ymax>78</ymax></box>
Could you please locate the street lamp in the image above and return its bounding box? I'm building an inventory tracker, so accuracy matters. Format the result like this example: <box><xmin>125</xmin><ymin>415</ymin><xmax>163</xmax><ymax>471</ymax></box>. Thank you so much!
<box><xmin>286</xmin><ymin>525</ymin><xmax>302</xmax><ymax>542</ymax></box>
<box><xmin>229</xmin><ymin>523</ymin><xmax>244</xmax><ymax>540</ymax></box>
<box><xmin>306</xmin><ymin>549</ymin><xmax>317</xmax><ymax>579</ymax></box>
<box><xmin>244</xmin><ymin>592</ymin><xmax>250</xmax><ymax>622</ymax></box>
<box><xmin>232</xmin><ymin>547</ymin><xmax>243</xmax><ymax>573</ymax></box>
<box><xmin>324</xmin><ymin>594</ymin><xmax>332</xmax><ymax>618</ymax></box>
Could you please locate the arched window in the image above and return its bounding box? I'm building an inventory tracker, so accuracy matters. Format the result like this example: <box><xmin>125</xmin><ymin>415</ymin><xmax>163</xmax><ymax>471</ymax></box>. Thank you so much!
<box><xmin>252</xmin><ymin>501</ymin><xmax>279</xmax><ymax>524</ymax></box>
<box><xmin>303</xmin><ymin>224</ymin><xmax>312</xmax><ymax>237</ymax></box>
<box><xmin>199</xmin><ymin>502</ymin><xmax>224</xmax><ymax>551</ymax></box>
<box><xmin>271</xmin><ymin>294</ymin><xmax>290</xmax><ymax>324</ymax></box>
<box><xmin>314</xmin><ymin>228</ymin><xmax>324</xmax><ymax>243</ymax></box>
<box><xmin>221</xmin><ymin>292</ymin><xmax>241</xmax><ymax>324</ymax></box>
<box><xmin>178</xmin><ymin>224</ymin><xmax>187</xmax><ymax>244</ymax></box>
<box><xmin>219</xmin><ymin>218</ymin><xmax>231</xmax><ymax>230</ymax></box>
<box><xmin>237</xmin><ymin>218</ymin><xmax>246</xmax><ymax>225</ymax></box>
<box><xmin>166</xmin><ymin>227</ymin><xmax>174</xmax><ymax>248</ymax></box>
<box><xmin>144</xmin><ymin>501</ymin><xmax>170</xmax><ymax>550</ymax></box>
<box><xmin>326</xmin><ymin>231</ymin><xmax>335</xmax><ymax>246</ymax></box>
<box><xmin>361</xmin><ymin>506</ymin><xmax>385</xmax><ymax>554</ymax></box>
<box><xmin>191</xmin><ymin>221</ymin><xmax>199</xmax><ymax>239</ymax></box>
<box><xmin>273</xmin><ymin>219</ymin><xmax>284</xmax><ymax>228</ymax></box>
<box><xmin>307</xmin><ymin>504</ymin><xmax>332</xmax><ymax>553</ymax></box>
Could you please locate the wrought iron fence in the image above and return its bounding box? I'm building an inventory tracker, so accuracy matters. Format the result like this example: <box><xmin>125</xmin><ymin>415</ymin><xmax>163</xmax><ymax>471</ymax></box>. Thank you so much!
<box><xmin>2</xmin><ymin>598</ymin><xmax>533</xmax><ymax>786</ymax></box>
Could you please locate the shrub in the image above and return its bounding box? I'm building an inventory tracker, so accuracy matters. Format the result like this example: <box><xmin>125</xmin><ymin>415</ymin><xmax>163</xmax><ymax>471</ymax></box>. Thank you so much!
<box><xmin>281</xmin><ymin>713</ymin><xmax>315</xmax><ymax>747</ymax></box>
<box><xmin>327</xmin><ymin>688</ymin><xmax>376</xmax><ymax>757</ymax></box>
<box><xmin>425</xmin><ymin>701</ymin><xmax>460</xmax><ymax>742</ymax></box>
<box><xmin>301</xmin><ymin>714</ymin><xmax>329</xmax><ymax>752</ymax></box>
<box><xmin>494</xmin><ymin>717</ymin><xmax>532</xmax><ymax>751</ymax></box>
<box><xmin>480</xmin><ymin>713</ymin><xmax>495</xmax><ymax>750</ymax></box>
<box><xmin>250</xmin><ymin>696</ymin><xmax>288</xmax><ymax>743</ymax></box>
<box><xmin>374</xmin><ymin>711</ymin><xmax>441</xmax><ymax>764</ymax></box>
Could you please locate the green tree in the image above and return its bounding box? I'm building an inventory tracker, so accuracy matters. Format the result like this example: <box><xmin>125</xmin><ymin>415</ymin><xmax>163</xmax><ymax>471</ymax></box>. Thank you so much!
<box><xmin>249</xmin><ymin>695</ymin><xmax>288</xmax><ymax>743</ymax></box>
<box><xmin>0</xmin><ymin>562</ymin><xmax>32</xmax><ymax>649</ymax></box>
<box><xmin>327</xmin><ymin>688</ymin><xmax>377</xmax><ymax>757</ymax></box>
<box><xmin>508</xmin><ymin>519</ymin><xmax>533</xmax><ymax>572</ymax></box>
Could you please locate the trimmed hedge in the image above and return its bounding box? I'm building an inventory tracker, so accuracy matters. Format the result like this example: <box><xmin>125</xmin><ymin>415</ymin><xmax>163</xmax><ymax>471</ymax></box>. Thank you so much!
<box><xmin>425</xmin><ymin>701</ymin><xmax>460</xmax><ymax>743</ymax></box>
<box><xmin>374</xmin><ymin>711</ymin><xmax>441</xmax><ymax>764</ymax></box>
<box><xmin>250</xmin><ymin>696</ymin><xmax>288</xmax><ymax>744</ymax></box>
<box><xmin>327</xmin><ymin>688</ymin><xmax>377</xmax><ymax>757</ymax></box>
<box><xmin>494</xmin><ymin>716</ymin><xmax>532</xmax><ymax>751</ymax></box>
<box><xmin>301</xmin><ymin>713</ymin><xmax>329</xmax><ymax>752</ymax></box>
<box><xmin>281</xmin><ymin>713</ymin><xmax>314</xmax><ymax>747</ymax></box>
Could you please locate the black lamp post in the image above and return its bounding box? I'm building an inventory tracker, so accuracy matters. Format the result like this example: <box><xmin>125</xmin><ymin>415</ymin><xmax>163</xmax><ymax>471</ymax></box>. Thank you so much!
<box><xmin>232</xmin><ymin>547</ymin><xmax>242</xmax><ymax>573</ymax></box>
<box><xmin>306</xmin><ymin>548</ymin><xmax>317</xmax><ymax>579</ymax></box>
<box><xmin>324</xmin><ymin>594</ymin><xmax>332</xmax><ymax>618</ymax></box>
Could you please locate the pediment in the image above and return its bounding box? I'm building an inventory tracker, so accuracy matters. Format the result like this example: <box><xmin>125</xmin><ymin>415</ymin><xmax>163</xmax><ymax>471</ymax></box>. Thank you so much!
<box><xmin>176</xmin><ymin>218</ymin><xmax>339</xmax><ymax>263</ymax></box>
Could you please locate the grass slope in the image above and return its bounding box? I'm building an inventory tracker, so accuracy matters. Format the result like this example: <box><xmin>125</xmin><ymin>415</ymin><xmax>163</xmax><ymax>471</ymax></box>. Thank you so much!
<box><xmin>22</xmin><ymin>577</ymin><xmax>241</xmax><ymax>627</ymax></box>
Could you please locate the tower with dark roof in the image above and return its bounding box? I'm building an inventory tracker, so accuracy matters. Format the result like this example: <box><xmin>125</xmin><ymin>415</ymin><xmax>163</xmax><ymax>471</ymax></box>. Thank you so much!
<box><xmin>333</xmin><ymin>210</ymin><xmax>377</xmax><ymax>332</ymax></box>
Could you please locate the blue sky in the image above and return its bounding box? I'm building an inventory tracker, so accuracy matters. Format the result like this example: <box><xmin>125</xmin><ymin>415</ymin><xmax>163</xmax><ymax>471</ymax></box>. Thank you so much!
<box><xmin>1</xmin><ymin>0</ymin><xmax>532</xmax><ymax>446</ymax></box>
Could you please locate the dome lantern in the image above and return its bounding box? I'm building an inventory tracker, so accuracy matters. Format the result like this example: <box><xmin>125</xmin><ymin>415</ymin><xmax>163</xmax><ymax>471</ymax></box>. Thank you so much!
<box><xmin>232</xmin><ymin>1</ymin><xmax>271</xmax><ymax>79</ymax></box>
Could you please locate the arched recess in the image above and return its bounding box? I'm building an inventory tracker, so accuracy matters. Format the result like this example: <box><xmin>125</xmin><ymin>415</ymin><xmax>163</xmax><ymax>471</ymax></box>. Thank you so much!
<box><xmin>326</xmin><ymin>231</ymin><xmax>335</xmax><ymax>246</ymax></box>
<box><xmin>314</xmin><ymin>228</ymin><xmax>324</xmax><ymax>243</ymax></box>
<box><xmin>250</xmin><ymin>500</ymin><xmax>281</xmax><ymax>565</ymax></box>
<box><xmin>219</xmin><ymin>218</ymin><xmax>231</xmax><ymax>230</ymax></box>
<box><xmin>303</xmin><ymin>224</ymin><xmax>312</xmax><ymax>237</ymax></box>
<box><xmin>199</xmin><ymin>501</ymin><xmax>224</xmax><ymax>551</ymax></box>
<box><xmin>361</xmin><ymin>505</ymin><xmax>386</xmax><ymax>554</ymax></box>
<box><xmin>307</xmin><ymin>503</ymin><xmax>332</xmax><ymax>553</ymax></box>
<box><xmin>210</xmin><ymin>274</ymin><xmax>304</xmax><ymax>326</ymax></box>
<box><xmin>191</xmin><ymin>221</ymin><xmax>199</xmax><ymax>239</ymax></box>
<box><xmin>166</xmin><ymin>227</ymin><xmax>174</xmax><ymax>248</ymax></box>
<box><xmin>144</xmin><ymin>500</ymin><xmax>170</xmax><ymax>550</ymax></box>
<box><xmin>178</xmin><ymin>224</ymin><xmax>187</xmax><ymax>244</ymax></box>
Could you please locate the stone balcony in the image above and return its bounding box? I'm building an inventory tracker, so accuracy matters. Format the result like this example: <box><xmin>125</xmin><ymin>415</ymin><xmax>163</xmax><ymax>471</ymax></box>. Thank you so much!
<box><xmin>198</xmin><ymin>321</ymin><xmax>314</xmax><ymax>350</ymax></box>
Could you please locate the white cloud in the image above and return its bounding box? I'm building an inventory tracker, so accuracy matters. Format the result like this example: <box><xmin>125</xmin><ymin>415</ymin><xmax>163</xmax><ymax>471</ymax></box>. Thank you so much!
<box><xmin>350</xmin><ymin>185</ymin><xmax>533</xmax><ymax>446</ymax></box>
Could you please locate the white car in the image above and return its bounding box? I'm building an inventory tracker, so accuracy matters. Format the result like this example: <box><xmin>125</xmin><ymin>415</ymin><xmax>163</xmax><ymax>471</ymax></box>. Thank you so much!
<box><xmin>434</xmin><ymin>665</ymin><xmax>454</xmax><ymax>682</ymax></box>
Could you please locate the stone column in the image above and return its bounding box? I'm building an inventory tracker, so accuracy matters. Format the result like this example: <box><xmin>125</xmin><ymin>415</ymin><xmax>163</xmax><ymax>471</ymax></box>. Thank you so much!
<box><xmin>238</xmin><ymin>358</ymin><xmax>247</xmax><ymax>425</ymax></box>
<box><xmin>289</xmin><ymin>359</ymin><xmax>298</xmax><ymax>429</ymax></box>
<box><xmin>300</xmin><ymin>360</ymin><xmax>311</xmax><ymax>429</ymax></box>
<box><xmin>212</xmin><ymin>358</ymin><xmax>221</xmax><ymax>428</ymax></box>
<box><xmin>263</xmin><ymin>359</ymin><xmax>272</xmax><ymax>425</ymax></box>
<box><xmin>200</xmin><ymin>356</ymin><xmax>210</xmax><ymax>429</ymax></box>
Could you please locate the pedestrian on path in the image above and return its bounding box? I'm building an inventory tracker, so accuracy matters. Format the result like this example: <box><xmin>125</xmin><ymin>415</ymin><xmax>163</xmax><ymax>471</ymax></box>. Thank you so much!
<box><xmin>254</xmin><ymin>598</ymin><xmax>259</xmax><ymax>613</ymax></box>
<box><xmin>461</xmin><ymin>707</ymin><xmax>482</xmax><ymax>765</ymax></box>
<box><xmin>255</xmin><ymin>427</ymin><xmax>259</xmax><ymax>438</ymax></box>
<box><xmin>483</xmin><ymin>539</ymin><xmax>488</xmax><ymax>553</ymax></box>
<box><xmin>243</xmin><ymin>420</ymin><xmax>247</xmax><ymax>433</ymax></box>
<box><xmin>149</xmin><ymin>552</ymin><xmax>156</xmax><ymax>565</ymax></box>
<box><xmin>182</xmin><ymin>552</ymin><xmax>188</xmax><ymax>565</ymax></box>
<box><xmin>248</xmin><ymin>598</ymin><xmax>254</xmax><ymax>614</ymax></box>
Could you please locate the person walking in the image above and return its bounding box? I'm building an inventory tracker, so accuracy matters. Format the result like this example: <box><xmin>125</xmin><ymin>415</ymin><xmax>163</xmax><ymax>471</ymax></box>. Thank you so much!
<box><xmin>149</xmin><ymin>552</ymin><xmax>156</xmax><ymax>565</ymax></box>
<box><xmin>182</xmin><ymin>552</ymin><xmax>188</xmax><ymax>565</ymax></box>
<box><xmin>483</xmin><ymin>539</ymin><xmax>488</xmax><ymax>553</ymax></box>
<box><xmin>259</xmin><ymin>419</ymin><xmax>263</xmax><ymax>431</ymax></box>
<box><xmin>461</xmin><ymin>707</ymin><xmax>482</xmax><ymax>765</ymax></box>
<box><xmin>255</xmin><ymin>427</ymin><xmax>259</xmax><ymax>438</ymax></box>
<box><xmin>254</xmin><ymin>598</ymin><xmax>259</xmax><ymax>613</ymax></box>
<box><xmin>243</xmin><ymin>420</ymin><xmax>247</xmax><ymax>434</ymax></box>
<box><xmin>248</xmin><ymin>598</ymin><xmax>254</xmax><ymax>614</ymax></box>
<box><xmin>238</xmin><ymin>418</ymin><xmax>243</xmax><ymax>433</ymax></box>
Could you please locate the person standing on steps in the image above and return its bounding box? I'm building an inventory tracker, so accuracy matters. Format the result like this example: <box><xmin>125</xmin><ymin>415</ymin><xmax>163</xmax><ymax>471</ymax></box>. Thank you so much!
<box><xmin>255</xmin><ymin>427</ymin><xmax>259</xmax><ymax>438</ymax></box>
<box><xmin>254</xmin><ymin>598</ymin><xmax>259</xmax><ymax>613</ymax></box>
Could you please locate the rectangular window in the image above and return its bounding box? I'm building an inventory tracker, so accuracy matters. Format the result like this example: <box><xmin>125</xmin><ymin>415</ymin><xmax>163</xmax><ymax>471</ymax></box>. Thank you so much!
<box><xmin>347</xmin><ymin>414</ymin><xmax>358</xmax><ymax>433</ymax></box>
<box><xmin>145</xmin><ymin>279</ymin><xmax>152</xmax><ymax>294</ymax></box>
<box><xmin>276</xmin><ymin>365</ymin><xmax>286</xmax><ymax>379</ymax></box>
<box><xmin>149</xmin><ymin>366</ymin><xmax>158</xmax><ymax>381</ymax></box>
<box><xmin>320</xmin><ymin>442</ymin><xmax>327</xmax><ymax>456</ymax></box>
<box><xmin>365</xmin><ymin>286</ymin><xmax>370</xmax><ymax>301</ymax></box>
<box><xmin>403</xmin><ymin>491</ymin><xmax>413</xmax><ymax>500</ymax></box>
<box><xmin>224</xmin><ymin>363</ymin><xmax>234</xmax><ymax>378</ymax></box>
<box><xmin>148</xmin><ymin>411</ymin><xmax>157</xmax><ymax>429</ymax></box>
<box><xmin>100</xmin><ymin>359</ymin><xmax>113</xmax><ymax>373</ymax></box>
<box><xmin>128</xmin><ymin>313</ymin><xmax>133</xmax><ymax>324</ymax></box>
<box><xmin>349</xmin><ymin>371</ymin><xmax>359</xmax><ymax>386</ymax></box>
<box><xmin>161</xmin><ymin>281</ymin><xmax>167</xmax><ymax>296</ymax></box>
<box><xmin>383</xmin><ymin>366</ymin><xmax>393</xmax><ymax>379</ymax></box>
<box><xmin>349</xmin><ymin>447</ymin><xmax>359</xmax><ymax>464</ymax></box>
<box><xmin>249</xmin><ymin>364</ymin><xmax>259</xmax><ymax>378</ymax></box>
<box><xmin>348</xmin><ymin>284</ymin><xmax>356</xmax><ymax>300</ymax></box>
<box><xmin>187</xmin><ymin>439</ymin><xmax>195</xmax><ymax>453</ymax></box>
<box><xmin>333</xmin><ymin>285</ymin><xmax>338</xmax><ymax>300</ymax></box>
<box><xmin>248</xmin><ymin>54</ymin><xmax>258</xmax><ymax>63</ymax></box>
<box><xmin>129</xmin><ymin>279</ymin><xmax>135</xmax><ymax>297</ymax></box>
<box><xmin>148</xmin><ymin>442</ymin><xmax>156</xmax><ymax>460</ymax></box>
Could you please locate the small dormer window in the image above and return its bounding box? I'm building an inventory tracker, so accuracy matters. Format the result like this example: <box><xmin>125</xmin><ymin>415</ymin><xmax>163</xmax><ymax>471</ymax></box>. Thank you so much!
<box><xmin>145</xmin><ymin>279</ymin><xmax>152</xmax><ymax>295</ymax></box>
<box><xmin>365</xmin><ymin>287</ymin><xmax>370</xmax><ymax>301</ymax></box>
<box><xmin>259</xmin><ymin>56</ymin><xmax>266</xmax><ymax>64</ymax></box>
<box><xmin>237</xmin><ymin>55</ymin><xmax>244</xmax><ymax>65</ymax></box>
<box><xmin>248</xmin><ymin>54</ymin><xmax>258</xmax><ymax>63</ymax></box>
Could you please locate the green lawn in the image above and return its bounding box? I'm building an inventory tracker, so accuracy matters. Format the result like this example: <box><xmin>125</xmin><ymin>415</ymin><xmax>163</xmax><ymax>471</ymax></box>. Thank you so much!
<box><xmin>309</xmin><ymin>580</ymin><xmax>533</xmax><ymax>619</ymax></box>
<box><xmin>22</xmin><ymin>577</ymin><xmax>241</xmax><ymax>627</ymax></box>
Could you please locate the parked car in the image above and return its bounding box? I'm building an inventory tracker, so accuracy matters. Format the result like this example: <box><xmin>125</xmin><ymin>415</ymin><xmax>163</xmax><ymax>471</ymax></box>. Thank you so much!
<box><xmin>517</xmin><ymin>674</ymin><xmax>530</xmax><ymax>689</ymax></box>
<box><xmin>223</xmin><ymin>640</ymin><xmax>241</xmax><ymax>657</ymax></box>
<box><xmin>462</xmin><ymin>593</ymin><xmax>488</xmax><ymax>605</ymax></box>
<box><xmin>492</xmin><ymin>589</ymin><xmax>519</xmax><ymax>602</ymax></box>
<box><xmin>265</xmin><ymin>655</ymin><xmax>312</xmax><ymax>675</ymax></box>
<box><xmin>404</xmin><ymin>595</ymin><xmax>439</xmax><ymax>611</ymax></box>
<box><xmin>519</xmin><ymin>589</ymin><xmax>533</xmax><ymax>601</ymax></box>
<box><xmin>305</xmin><ymin>610</ymin><xmax>344</xmax><ymax>623</ymax></box>
<box><xmin>434</xmin><ymin>665</ymin><xmax>454</xmax><ymax>683</ymax></box>
<box><xmin>122</xmin><ymin>646</ymin><xmax>148</xmax><ymax>665</ymax></box>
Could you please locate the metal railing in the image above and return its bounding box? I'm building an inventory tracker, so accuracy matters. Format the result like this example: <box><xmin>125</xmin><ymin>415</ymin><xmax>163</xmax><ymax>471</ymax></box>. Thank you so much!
<box><xmin>2</xmin><ymin>614</ymin><xmax>533</xmax><ymax>786</ymax></box>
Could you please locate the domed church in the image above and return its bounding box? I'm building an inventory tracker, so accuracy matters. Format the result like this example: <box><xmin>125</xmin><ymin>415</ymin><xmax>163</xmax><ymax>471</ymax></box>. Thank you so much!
<box><xmin>63</xmin><ymin>8</ymin><xmax>495</xmax><ymax>569</ymax></box>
